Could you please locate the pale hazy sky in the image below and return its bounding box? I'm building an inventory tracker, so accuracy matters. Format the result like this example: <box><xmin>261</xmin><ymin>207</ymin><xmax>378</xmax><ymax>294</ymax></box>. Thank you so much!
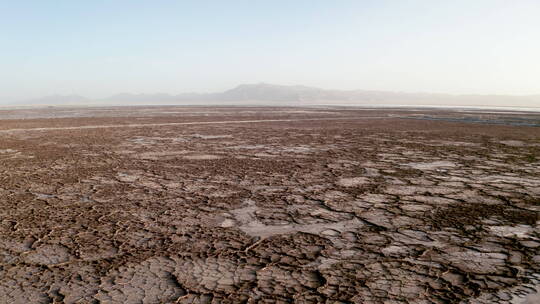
<box><xmin>1</xmin><ymin>0</ymin><xmax>539</xmax><ymax>102</ymax></box>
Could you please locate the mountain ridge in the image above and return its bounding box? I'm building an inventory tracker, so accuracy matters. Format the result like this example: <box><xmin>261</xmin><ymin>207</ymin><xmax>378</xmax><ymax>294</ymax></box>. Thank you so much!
<box><xmin>9</xmin><ymin>83</ymin><xmax>540</xmax><ymax>107</ymax></box>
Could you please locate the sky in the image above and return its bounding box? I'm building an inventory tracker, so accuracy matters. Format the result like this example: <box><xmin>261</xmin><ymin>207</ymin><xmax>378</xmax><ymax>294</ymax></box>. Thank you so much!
<box><xmin>1</xmin><ymin>0</ymin><xmax>540</xmax><ymax>102</ymax></box>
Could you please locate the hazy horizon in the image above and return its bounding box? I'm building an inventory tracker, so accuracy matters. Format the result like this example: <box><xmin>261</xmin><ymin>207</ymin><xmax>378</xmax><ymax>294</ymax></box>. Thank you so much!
<box><xmin>1</xmin><ymin>1</ymin><xmax>540</xmax><ymax>105</ymax></box>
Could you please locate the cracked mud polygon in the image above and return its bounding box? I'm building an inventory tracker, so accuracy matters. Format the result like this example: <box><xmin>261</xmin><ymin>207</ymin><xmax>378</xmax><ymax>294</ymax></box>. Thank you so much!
<box><xmin>0</xmin><ymin>106</ymin><xmax>539</xmax><ymax>303</ymax></box>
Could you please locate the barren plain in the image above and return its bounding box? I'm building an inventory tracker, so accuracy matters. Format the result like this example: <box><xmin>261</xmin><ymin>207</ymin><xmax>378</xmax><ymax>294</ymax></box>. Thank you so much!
<box><xmin>0</xmin><ymin>106</ymin><xmax>539</xmax><ymax>303</ymax></box>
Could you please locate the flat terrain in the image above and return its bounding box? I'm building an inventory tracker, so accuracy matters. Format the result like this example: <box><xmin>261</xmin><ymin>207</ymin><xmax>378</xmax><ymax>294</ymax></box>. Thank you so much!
<box><xmin>0</xmin><ymin>106</ymin><xmax>539</xmax><ymax>303</ymax></box>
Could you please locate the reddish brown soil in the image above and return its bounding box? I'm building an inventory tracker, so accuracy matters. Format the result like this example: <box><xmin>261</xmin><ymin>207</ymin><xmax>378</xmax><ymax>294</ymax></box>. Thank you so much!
<box><xmin>0</xmin><ymin>106</ymin><xmax>539</xmax><ymax>303</ymax></box>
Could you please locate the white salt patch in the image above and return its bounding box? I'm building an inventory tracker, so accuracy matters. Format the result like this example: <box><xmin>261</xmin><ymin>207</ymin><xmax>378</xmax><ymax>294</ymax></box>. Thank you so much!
<box><xmin>500</xmin><ymin>140</ymin><xmax>526</xmax><ymax>147</ymax></box>
<box><xmin>406</xmin><ymin>161</ymin><xmax>456</xmax><ymax>170</ymax></box>
<box><xmin>184</xmin><ymin>154</ymin><xmax>221</xmax><ymax>160</ymax></box>
<box><xmin>489</xmin><ymin>225</ymin><xmax>535</xmax><ymax>238</ymax></box>
<box><xmin>337</xmin><ymin>177</ymin><xmax>370</xmax><ymax>187</ymax></box>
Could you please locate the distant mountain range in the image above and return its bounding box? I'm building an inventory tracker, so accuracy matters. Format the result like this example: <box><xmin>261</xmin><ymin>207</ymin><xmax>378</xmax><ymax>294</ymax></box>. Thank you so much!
<box><xmin>9</xmin><ymin>83</ymin><xmax>540</xmax><ymax>107</ymax></box>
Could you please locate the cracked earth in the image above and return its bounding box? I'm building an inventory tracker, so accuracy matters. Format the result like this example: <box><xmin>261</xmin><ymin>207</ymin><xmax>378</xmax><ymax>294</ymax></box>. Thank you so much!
<box><xmin>0</xmin><ymin>106</ymin><xmax>539</xmax><ymax>303</ymax></box>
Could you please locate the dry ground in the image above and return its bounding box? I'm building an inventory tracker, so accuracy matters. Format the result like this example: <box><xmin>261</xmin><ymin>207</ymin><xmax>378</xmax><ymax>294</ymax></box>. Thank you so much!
<box><xmin>0</xmin><ymin>106</ymin><xmax>539</xmax><ymax>303</ymax></box>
